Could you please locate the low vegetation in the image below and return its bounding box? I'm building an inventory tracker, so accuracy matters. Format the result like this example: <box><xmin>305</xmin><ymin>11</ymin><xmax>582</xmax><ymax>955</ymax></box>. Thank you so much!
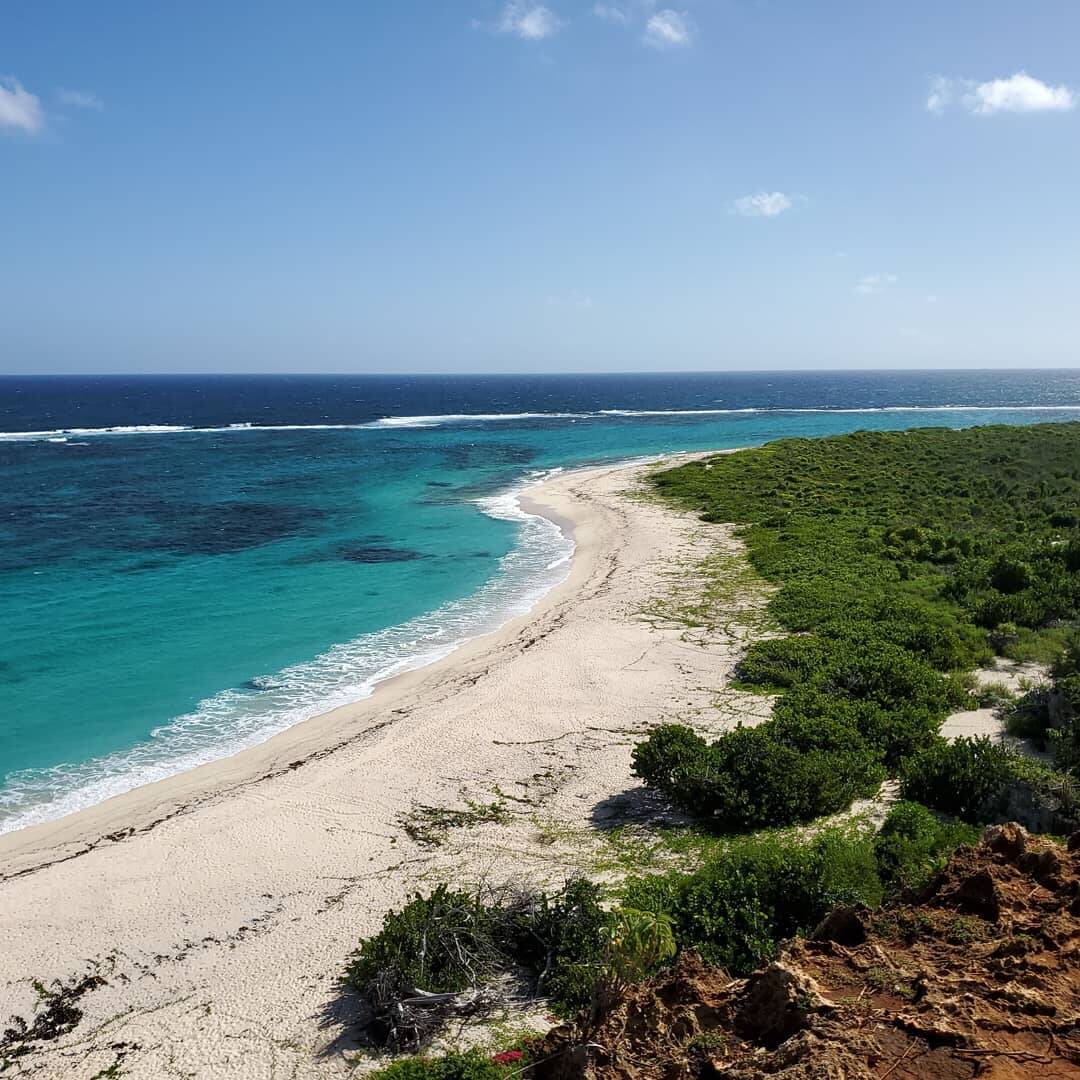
<box><xmin>900</xmin><ymin>735</ymin><xmax>1080</xmax><ymax>829</ymax></box>
<box><xmin>621</xmin><ymin>825</ymin><xmax>883</xmax><ymax>974</ymax></box>
<box><xmin>872</xmin><ymin>800</ymin><xmax>980</xmax><ymax>895</ymax></box>
<box><xmin>348</xmin><ymin>806</ymin><xmax>985</xmax><ymax>1057</ymax></box>
<box><xmin>345</xmin><ymin>879</ymin><xmax>619</xmax><ymax>1049</ymax></box>
<box><xmin>366</xmin><ymin>1047</ymin><xmax>530</xmax><ymax>1080</ymax></box>
<box><xmin>1003</xmin><ymin>633</ymin><xmax>1080</xmax><ymax>772</ymax></box>
<box><xmin>635</xmin><ymin>424</ymin><xmax>1080</xmax><ymax>830</ymax></box>
<box><xmin>630</xmin><ymin>719</ymin><xmax>883</xmax><ymax>832</ymax></box>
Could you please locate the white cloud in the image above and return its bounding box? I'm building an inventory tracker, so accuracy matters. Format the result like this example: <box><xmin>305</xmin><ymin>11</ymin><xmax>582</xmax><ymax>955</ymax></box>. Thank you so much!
<box><xmin>854</xmin><ymin>273</ymin><xmax>898</xmax><ymax>295</ymax></box>
<box><xmin>926</xmin><ymin>75</ymin><xmax>952</xmax><ymax>115</ymax></box>
<box><xmin>0</xmin><ymin>77</ymin><xmax>44</xmax><ymax>134</ymax></box>
<box><xmin>482</xmin><ymin>2</ymin><xmax>563</xmax><ymax>39</ymax></box>
<box><xmin>643</xmin><ymin>10</ymin><xmax>693</xmax><ymax>49</ymax></box>
<box><xmin>928</xmin><ymin>71</ymin><xmax>1075</xmax><ymax>115</ymax></box>
<box><xmin>58</xmin><ymin>88</ymin><xmax>103</xmax><ymax>111</ymax></box>
<box><xmin>732</xmin><ymin>191</ymin><xmax>792</xmax><ymax>218</ymax></box>
<box><xmin>593</xmin><ymin>3</ymin><xmax>630</xmax><ymax>23</ymax></box>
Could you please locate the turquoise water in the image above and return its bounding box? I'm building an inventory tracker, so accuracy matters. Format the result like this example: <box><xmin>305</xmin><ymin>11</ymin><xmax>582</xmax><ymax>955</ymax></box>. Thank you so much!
<box><xmin>3</xmin><ymin>371</ymin><xmax>1080</xmax><ymax>832</ymax></box>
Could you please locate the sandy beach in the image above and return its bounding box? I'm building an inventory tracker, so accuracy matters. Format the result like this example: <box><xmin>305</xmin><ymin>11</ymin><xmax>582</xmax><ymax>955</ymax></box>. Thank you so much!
<box><xmin>0</xmin><ymin>454</ymin><xmax>771</xmax><ymax>1079</ymax></box>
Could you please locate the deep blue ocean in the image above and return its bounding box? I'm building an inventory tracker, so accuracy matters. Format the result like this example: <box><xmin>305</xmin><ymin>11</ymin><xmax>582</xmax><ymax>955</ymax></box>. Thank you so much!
<box><xmin>4</xmin><ymin>370</ymin><xmax>1080</xmax><ymax>833</ymax></box>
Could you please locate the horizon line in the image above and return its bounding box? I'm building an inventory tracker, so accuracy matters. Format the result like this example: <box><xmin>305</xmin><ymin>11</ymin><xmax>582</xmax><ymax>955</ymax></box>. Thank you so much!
<box><xmin>4</xmin><ymin>366</ymin><xmax>1080</xmax><ymax>379</ymax></box>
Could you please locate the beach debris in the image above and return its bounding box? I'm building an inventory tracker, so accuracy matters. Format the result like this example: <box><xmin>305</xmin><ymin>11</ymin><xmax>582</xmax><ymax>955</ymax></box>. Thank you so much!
<box><xmin>0</xmin><ymin>971</ymin><xmax>107</xmax><ymax>1065</ymax></box>
<box><xmin>398</xmin><ymin>798</ymin><xmax>509</xmax><ymax>847</ymax></box>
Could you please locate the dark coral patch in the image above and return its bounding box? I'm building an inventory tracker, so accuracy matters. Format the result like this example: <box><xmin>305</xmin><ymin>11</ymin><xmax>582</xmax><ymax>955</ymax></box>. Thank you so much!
<box><xmin>339</xmin><ymin>545</ymin><xmax>425</xmax><ymax>564</ymax></box>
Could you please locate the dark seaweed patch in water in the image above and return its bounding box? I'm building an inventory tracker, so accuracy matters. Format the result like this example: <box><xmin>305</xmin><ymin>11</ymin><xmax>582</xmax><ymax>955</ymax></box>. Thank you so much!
<box><xmin>339</xmin><ymin>545</ymin><xmax>425</xmax><ymax>564</ymax></box>
<box><xmin>123</xmin><ymin>558</ymin><xmax>171</xmax><ymax>573</ymax></box>
<box><xmin>124</xmin><ymin>502</ymin><xmax>325</xmax><ymax>555</ymax></box>
<box><xmin>0</xmin><ymin>660</ymin><xmax>25</xmax><ymax>685</ymax></box>
<box><xmin>426</xmin><ymin>480</ymin><xmax>454</xmax><ymax>488</ymax></box>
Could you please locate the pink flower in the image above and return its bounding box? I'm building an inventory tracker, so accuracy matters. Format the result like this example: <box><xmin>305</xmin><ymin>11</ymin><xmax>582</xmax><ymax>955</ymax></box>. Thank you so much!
<box><xmin>491</xmin><ymin>1050</ymin><xmax>524</xmax><ymax>1065</ymax></box>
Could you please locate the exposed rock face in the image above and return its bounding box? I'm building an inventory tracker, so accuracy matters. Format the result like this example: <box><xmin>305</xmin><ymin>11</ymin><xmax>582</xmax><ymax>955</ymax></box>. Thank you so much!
<box><xmin>980</xmin><ymin>778</ymin><xmax>1080</xmax><ymax>836</ymax></box>
<box><xmin>533</xmin><ymin>825</ymin><xmax>1080</xmax><ymax>1079</ymax></box>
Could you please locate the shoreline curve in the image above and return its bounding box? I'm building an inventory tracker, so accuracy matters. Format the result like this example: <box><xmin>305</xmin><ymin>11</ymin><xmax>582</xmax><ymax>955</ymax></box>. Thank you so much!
<box><xmin>0</xmin><ymin>452</ymin><xmax>707</xmax><ymax>878</ymax></box>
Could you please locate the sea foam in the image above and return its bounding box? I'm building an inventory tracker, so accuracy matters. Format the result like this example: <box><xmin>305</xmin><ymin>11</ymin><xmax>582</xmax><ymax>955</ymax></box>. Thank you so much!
<box><xmin>5</xmin><ymin>404</ymin><xmax>1080</xmax><ymax>442</ymax></box>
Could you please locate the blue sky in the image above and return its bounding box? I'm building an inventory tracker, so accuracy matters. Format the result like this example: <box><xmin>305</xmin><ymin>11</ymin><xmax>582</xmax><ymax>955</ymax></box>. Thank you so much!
<box><xmin>2</xmin><ymin>1</ymin><xmax>1079</xmax><ymax>373</ymax></box>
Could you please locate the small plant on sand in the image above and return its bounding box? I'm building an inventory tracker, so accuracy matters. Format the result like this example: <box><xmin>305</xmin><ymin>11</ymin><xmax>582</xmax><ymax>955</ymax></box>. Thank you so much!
<box><xmin>400</xmin><ymin>799</ymin><xmax>508</xmax><ymax>848</ymax></box>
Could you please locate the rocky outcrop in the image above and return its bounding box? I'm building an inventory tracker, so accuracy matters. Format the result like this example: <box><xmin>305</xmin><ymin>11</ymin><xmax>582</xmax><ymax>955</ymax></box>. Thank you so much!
<box><xmin>532</xmin><ymin>825</ymin><xmax>1080</xmax><ymax>1078</ymax></box>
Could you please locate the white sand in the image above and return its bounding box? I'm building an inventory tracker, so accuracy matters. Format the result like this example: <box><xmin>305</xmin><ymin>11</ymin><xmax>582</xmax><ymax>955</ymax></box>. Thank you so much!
<box><xmin>940</xmin><ymin>660</ymin><xmax>1048</xmax><ymax>743</ymax></box>
<box><xmin>0</xmin><ymin>455</ymin><xmax>769</xmax><ymax>1079</ymax></box>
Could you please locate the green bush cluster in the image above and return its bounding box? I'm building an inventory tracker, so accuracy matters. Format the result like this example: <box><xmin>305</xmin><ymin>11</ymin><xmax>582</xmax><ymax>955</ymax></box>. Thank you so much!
<box><xmin>772</xmin><ymin>641</ymin><xmax>970</xmax><ymax>768</ymax></box>
<box><xmin>345</xmin><ymin>885</ymin><xmax>500</xmax><ymax>998</ymax></box>
<box><xmin>507</xmin><ymin>878</ymin><xmax>612</xmax><ymax>1014</ymax></box>
<box><xmin>898</xmin><ymin>736</ymin><xmax>1068</xmax><ymax>823</ymax></box>
<box><xmin>631</xmin><ymin>721</ymin><xmax>883</xmax><ymax>832</ymax></box>
<box><xmin>346</xmin><ymin>878</ymin><xmax>616</xmax><ymax>1037</ymax></box>
<box><xmin>639</xmin><ymin>424</ymin><xmax>1080</xmax><ymax>831</ymax></box>
<box><xmin>873</xmin><ymin>801</ymin><xmax>980</xmax><ymax>896</ymax></box>
<box><xmin>367</xmin><ymin>1048</ymin><xmax>526</xmax><ymax>1080</ymax></box>
<box><xmin>348</xmin><ymin>806</ymin><xmax>988</xmax><ymax>1048</ymax></box>
<box><xmin>1007</xmin><ymin>633</ymin><xmax>1080</xmax><ymax>773</ymax></box>
<box><xmin>654</xmin><ymin>424</ymin><xmax>1080</xmax><ymax>658</ymax></box>
<box><xmin>622</xmin><ymin>826</ymin><xmax>883</xmax><ymax>975</ymax></box>
<box><xmin>733</xmin><ymin>636</ymin><xmax>829</xmax><ymax>691</ymax></box>
<box><xmin>620</xmin><ymin>806</ymin><xmax>986</xmax><ymax>975</ymax></box>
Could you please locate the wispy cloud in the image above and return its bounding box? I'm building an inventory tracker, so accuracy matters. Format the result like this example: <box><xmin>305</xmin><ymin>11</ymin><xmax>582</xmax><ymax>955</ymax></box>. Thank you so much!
<box><xmin>58</xmin><ymin>88</ymin><xmax>103</xmax><ymax>111</ymax></box>
<box><xmin>855</xmin><ymin>273</ymin><xmax>898</xmax><ymax>295</ymax></box>
<box><xmin>478</xmin><ymin>2</ymin><xmax>564</xmax><ymax>40</ymax></box>
<box><xmin>928</xmin><ymin>71</ymin><xmax>1076</xmax><ymax>115</ymax></box>
<box><xmin>732</xmin><ymin>192</ymin><xmax>793</xmax><ymax>218</ymax></box>
<box><xmin>643</xmin><ymin>9</ymin><xmax>693</xmax><ymax>49</ymax></box>
<box><xmin>594</xmin><ymin>1</ymin><xmax>658</xmax><ymax>27</ymax></box>
<box><xmin>593</xmin><ymin>3</ymin><xmax>630</xmax><ymax>23</ymax></box>
<box><xmin>0</xmin><ymin>77</ymin><xmax>44</xmax><ymax>135</ymax></box>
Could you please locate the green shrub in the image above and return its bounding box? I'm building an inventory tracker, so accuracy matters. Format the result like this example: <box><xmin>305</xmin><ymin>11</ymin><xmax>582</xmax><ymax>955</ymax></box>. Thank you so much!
<box><xmin>899</xmin><ymin>737</ymin><xmax>1016</xmax><ymax>822</ymax></box>
<box><xmin>509</xmin><ymin>878</ymin><xmax>613</xmax><ymax>1016</ymax></box>
<box><xmin>1052</xmin><ymin>674</ymin><xmax>1080</xmax><ymax>774</ymax></box>
<box><xmin>622</xmin><ymin>827</ymin><xmax>882</xmax><ymax>975</ymax></box>
<box><xmin>734</xmin><ymin>636</ymin><xmax>829</xmax><ymax>690</ymax></box>
<box><xmin>629</xmin><ymin>724</ymin><xmax>709</xmax><ymax>799</ymax></box>
<box><xmin>345</xmin><ymin>885</ymin><xmax>499</xmax><ymax>998</ymax></box>
<box><xmin>1002</xmin><ymin>687</ymin><xmax>1051</xmax><ymax>743</ymax></box>
<box><xmin>772</xmin><ymin>686</ymin><xmax>938</xmax><ymax>772</ymax></box>
<box><xmin>649</xmin><ymin>425</ymin><xmax>1080</xmax><ymax>824</ymax></box>
<box><xmin>346</xmin><ymin>879</ymin><xmax>620</xmax><ymax>1043</ymax></box>
<box><xmin>873</xmin><ymin>801</ymin><xmax>979</xmax><ymax>895</ymax></box>
<box><xmin>631</xmin><ymin>721</ymin><xmax>883</xmax><ymax>833</ymax></box>
<box><xmin>988</xmin><ymin>621</ymin><xmax>1020</xmax><ymax>654</ymax></box>
<box><xmin>368</xmin><ymin>1048</ymin><xmax>524</xmax><ymax>1080</ymax></box>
